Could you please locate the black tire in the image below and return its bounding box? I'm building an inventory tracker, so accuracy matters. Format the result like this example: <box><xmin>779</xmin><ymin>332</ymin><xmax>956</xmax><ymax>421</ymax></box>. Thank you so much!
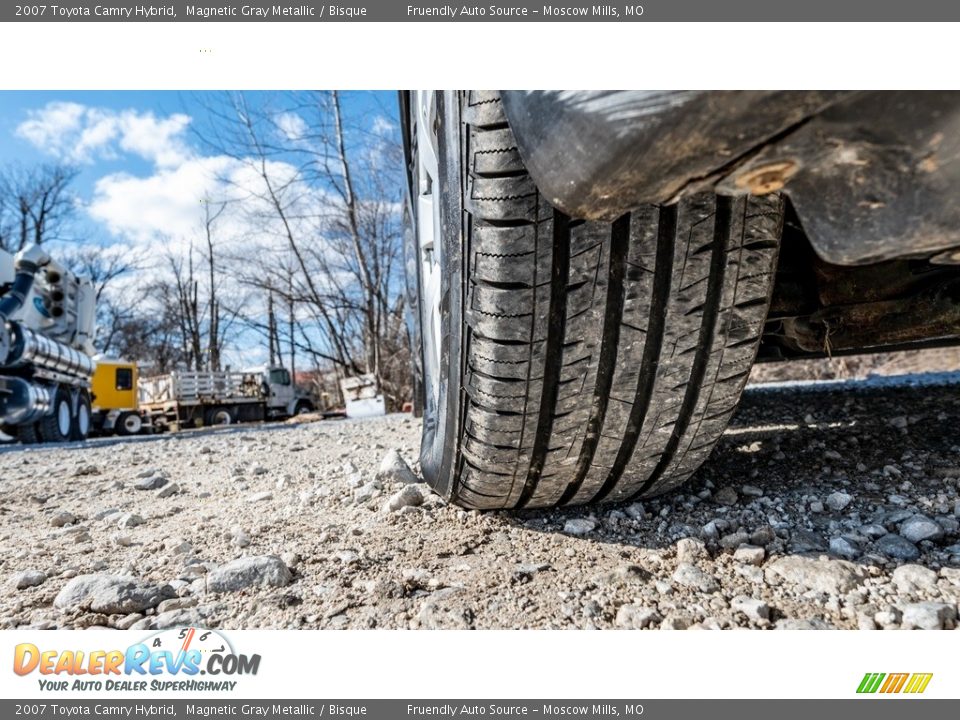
<box><xmin>206</xmin><ymin>407</ymin><xmax>235</xmax><ymax>426</ymax></box>
<box><xmin>38</xmin><ymin>385</ymin><xmax>73</xmax><ymax>443</ymax></box>
<box><xmin>115</xmin><ymin>411</ymin><xmax>143</xmax><ymax>436</ymax></box>
<box><xmin>412</xmin><ymin>91</ymin><xmax>783</xmax><ymax>510</ymax></box>
<box><xmin>18</xmin><ymin>423</ymin><xmax>42</xmax><ymax>444</ymax></box>
<box><xmin>293</xmin><ymin>401</ymin><xmax>313</xmax><ymax>416</ymax></box>
<box><xmin>71</xmin><ymin>389</ymin><xmax>92</xmax><ymax>441</ymax></box>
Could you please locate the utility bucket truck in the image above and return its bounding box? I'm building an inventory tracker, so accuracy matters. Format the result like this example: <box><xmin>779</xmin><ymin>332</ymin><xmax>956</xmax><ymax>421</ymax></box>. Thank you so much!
<box><xmin>0</xmin><ymin>246</ymin><xmax>97</xmax><ymax>443</ymax></box>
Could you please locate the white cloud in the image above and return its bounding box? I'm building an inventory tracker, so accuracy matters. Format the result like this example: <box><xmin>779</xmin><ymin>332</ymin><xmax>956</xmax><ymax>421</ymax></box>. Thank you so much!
<box><xmin>115</xmin><ymin>111</ymin><xmax>192</xmax><ymax>167</ymax></box>
<box><xmin>88</xmin><ymin>155</ymin><xmax>239</xmax><ymax>245</ymax></box>
<box><xmin>87</xmin><ymin>152</ymin><xmax>334</xmax><ymax>265</ymax></box>
<box><xmin>371</xmin><ymin>115</ymin><xmax>395</xmax><ymax>135</ymax></box>
<box><xmin>15</xmin><ymin>101</ymin><xmax>192</xmax><ymax>167</ymax></box>
<box><xmin>275</xmin><ymin>112</ymin><xmax>308</xmax><ymax>141</ymax></box>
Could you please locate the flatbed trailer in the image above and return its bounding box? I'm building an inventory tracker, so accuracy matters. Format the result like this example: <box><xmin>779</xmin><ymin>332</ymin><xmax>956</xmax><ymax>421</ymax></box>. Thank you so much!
<box><xmin>139</xmin><ymin>370</ymin><xmax>267</xmax><ymax>430</ymax></box>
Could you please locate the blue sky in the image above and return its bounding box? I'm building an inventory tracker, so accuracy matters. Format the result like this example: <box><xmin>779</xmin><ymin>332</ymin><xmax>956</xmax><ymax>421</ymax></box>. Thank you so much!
<box><xmin>0</xmin><ymin>90</ymin><xmax>400</xmax><ymax>249</ymax></box>
<box><xmin>0</xmin><ymin>90</ymin><xmax>403</xmax><ymax>366</ymax></box>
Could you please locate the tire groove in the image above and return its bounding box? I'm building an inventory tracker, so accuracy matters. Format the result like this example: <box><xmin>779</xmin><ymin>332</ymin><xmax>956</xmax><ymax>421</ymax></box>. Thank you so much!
<box><xmin>558</xmin><ymin>214</ymin><xmax>630</xmax><ymax>506</ymax></box>
<box><xmin>515</xmin><ymin>209</ymin><xmax>571</xmax><ymax>509</ymax></box>
<box><xmin>627</xmin><ymin>196</ymin><xmax>733</xmax><ymax>500</ymax></box>
<box><xmin>588</xmin><ymin>204</ymin><xmax>677</xmax><ymax>504</ymax></box>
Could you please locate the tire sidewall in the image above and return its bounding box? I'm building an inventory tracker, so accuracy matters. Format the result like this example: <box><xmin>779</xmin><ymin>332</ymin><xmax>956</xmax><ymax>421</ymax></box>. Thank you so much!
<box><xmin>72</xmin><ymin>390</ymin><xmax>91</xmax><ymax>441</ymax></box>
<box><xmin>402</xmin><ymin>203</ymin><xmax>424</xmax><ymax>419</ymax></box>
<box><xmin>117</xmin><ymin>412</ymin><xmax>143</xmax><ymax>436</ymax></box>
<box><xmin>208</xmin><ymin>408</ymin><xmax>235</xmax><ymax>426</ymax></box>
<box><xmin>417</xmin><ymin>91</ymin><xmax>465</xmax><ymax>500</ymax></box>
<box><xmin>40</xmin><ymin>387</ymin><xmax>73</xmax><ymax>443</ymax></box>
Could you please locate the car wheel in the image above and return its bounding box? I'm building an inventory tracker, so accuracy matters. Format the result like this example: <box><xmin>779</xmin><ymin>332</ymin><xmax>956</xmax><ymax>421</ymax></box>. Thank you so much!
<box><xmin>208</xmin><ymin>408</ymin><xmax>234</xmax><ymax>426</ymax></box>
<box><xmin>17</xmin><ymin>422</ymin><xmax>42</xmax><ymax>444</ymax></box>
<box><xmin>71</xmin><ymin>390</ymin><xmax>92</xmax><ymax>441</ymax></box>
<box><xmin>409</xmin><ymin>90</ymin><xmax>783</xmax><ymax>509</ymax></box>
<box><xmin>38</xmin><ymin>385</ymin><xmax>73</xmax><ymax>443</ymax></box>
<box><xmin>115</xmin><ymin>411</ymin><xmax>143</xmax><ymax>436</ymax></box>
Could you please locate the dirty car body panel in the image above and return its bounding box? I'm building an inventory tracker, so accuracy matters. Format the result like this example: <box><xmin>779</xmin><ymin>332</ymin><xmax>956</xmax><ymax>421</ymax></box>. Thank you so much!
<box><xmin>500</xmin><ymin>90</ymin><xmax>960</xmax><ymax>266</ymax></box>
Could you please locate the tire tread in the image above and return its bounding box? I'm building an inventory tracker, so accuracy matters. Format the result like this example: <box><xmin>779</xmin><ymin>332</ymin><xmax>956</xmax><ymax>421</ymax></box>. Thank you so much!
<box><xmin>441</xmin><ymin>92</ymin><xmax>782</xmax><ymax>509</ymax></box>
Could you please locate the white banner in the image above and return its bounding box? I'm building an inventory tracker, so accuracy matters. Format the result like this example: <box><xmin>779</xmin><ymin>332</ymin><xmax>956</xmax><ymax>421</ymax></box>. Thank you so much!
<box><xmin>2</xmin><ymin>629</ymin><xmax>955</xmax><ymax>699</ymax></box>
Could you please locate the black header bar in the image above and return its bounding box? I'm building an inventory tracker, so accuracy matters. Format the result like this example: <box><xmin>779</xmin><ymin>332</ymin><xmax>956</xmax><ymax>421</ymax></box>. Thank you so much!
<box><xmin>3</xmin><ymin>1</ymin><xmax>960</xmax><ymax>22</ymax></box>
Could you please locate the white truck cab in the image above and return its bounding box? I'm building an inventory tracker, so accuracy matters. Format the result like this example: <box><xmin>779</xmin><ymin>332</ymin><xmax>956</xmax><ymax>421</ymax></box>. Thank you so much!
<box><xmin>245</xmin><ymin>364</ymin><xmax>315</xmax><ymax>418</ymax></box>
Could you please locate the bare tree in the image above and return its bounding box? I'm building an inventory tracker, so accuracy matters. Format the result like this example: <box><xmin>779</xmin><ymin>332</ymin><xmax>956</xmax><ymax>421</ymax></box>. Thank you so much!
<box><xmin>60</xmin><ymin>244</ymin><xmax>142</xmax><ymax>356</ymax></box>
<box><xmin>200</xmin><ymin>199</ymin><xmax>229</xmax><ymax>371</ymax></box>
<box><xmin>0</xmin><ymin>164</ymin><xmax>79</xmax><ymax>251</ymax></box>
<box><xmin>111</xmin><ymin>282</ymin><xmax>190</xmax><ymax>373</ymax></box>
<box><xmin>194</xmin><ymin>90</ymin><xmax>409</xmax><ymax>407</ymax></box>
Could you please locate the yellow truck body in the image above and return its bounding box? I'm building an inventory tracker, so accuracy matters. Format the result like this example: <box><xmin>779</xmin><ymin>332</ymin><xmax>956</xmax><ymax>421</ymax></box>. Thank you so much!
<box><xmin>90</xmin><ymin>359</ymin><xmax>145</xmax><ymax>435</ymax></box>
<box><xmin>91</xmin><ymin>359</ymin><xmax>138</xmax><ymax>412</ymax></box>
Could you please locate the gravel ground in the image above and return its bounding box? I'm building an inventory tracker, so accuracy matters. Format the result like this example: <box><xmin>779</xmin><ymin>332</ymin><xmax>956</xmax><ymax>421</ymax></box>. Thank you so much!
<box><xmin>2</xmin><ymin>377</ymin><xmax>959</xmax><ymax>631</ymax></box>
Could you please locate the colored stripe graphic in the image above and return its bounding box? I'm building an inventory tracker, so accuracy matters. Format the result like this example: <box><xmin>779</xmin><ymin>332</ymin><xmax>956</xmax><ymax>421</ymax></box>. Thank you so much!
<box><xmin>858</xmin><ymin>673</ymin><xmax>884</xmax><ymax>693</ymax></box>
<box><xmin>881</xmin><ymin>673</ymin><xmax>909</xmax><ymax>693</ymax></box>
<box><xmin>857</xmin><ymin>672</ymin><xmax>932</xmax><ymax>694</ymax></box>
<box><xmin>904</xmin><ymin>674</ymin><xmax>933</xmax><ymax>694</ymax></box>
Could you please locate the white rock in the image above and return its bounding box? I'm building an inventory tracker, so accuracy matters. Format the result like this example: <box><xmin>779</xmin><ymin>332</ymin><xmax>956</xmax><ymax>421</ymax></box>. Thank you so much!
<box><xmin>382</xmin><ymin>484</ymin><xmax>425</xmax><ymax>513</ymax></box>
<box><xmin>826</xmin><ymin>491</ymin><xmax>852</xmax><ymax>512</ymax></box>
<box><xmin>353</xmin><ymin>481</ymin><xmax>382</xmax><ymax>504</ymax></box>
<box><xmin>134</xmin><ymin>476</ymin><xmax>167</xmax><ymax>491</ymax></box>
<box><xmin>114</xmin><ymin>613</ymin><xmax>144</xmax><ymax>630</ymax></box>
<box><xmin>111</xmin><ymin>533</ymin><xmax>134</xmax><ymax>547</ymax></box>
<box><xmin>563</xmin><ymin>518</ymin><xmax>597</xmax><ymax>536</ymax></box>
<box><xmin>164</xmin><ymin>539</ymin><xmax>193</xmax><ymax>556</ymax></box>
<box><xmin>731</xmin><ymin>595</ymin><xmax>770</xmax><ymax>621</ymax></box>
<box><xmin>156</xmin><ymin>597</ymin><xmax>198</xmax><ymax>614</ymax></box>
<box><xmin>53</xmin><ymin>574</ymin><xmax>173</xmax><ymax>614</ymax></box>
<box><xmin>335</xmin><ymin>550</ymin><xmax>360</xmax><ymax>564</ymax></box>
<box><xmin>615</xmin><ymin>604</ymin><xmax>661</xmax><ymax>629</ymax></box>
<box><xmin>672</xmin><ymin>563</ymin><xmax>719</xmax><ymax>593</ymax></box>
<box><xmin>376</xmin><ymin>449</ymin><xmax>419</xmax><ymax>485</ymax></box>
<box><xmin>117</xmin><ymin>513</ymin><xmax>144</xmax><ymax>529</ymax></box>
<box><xmin>50</xmin><ymin>511</ymin><xmax>76</xmax><ymax>527</ymax></box>
<box><xmin>12</xmin><ymin>570</ymin><xmax>46</xmax><ymax>590</ymax></box>
<box><xmin>829</xmin><ymin>536</ymin><xmax>861</xmax><ymax>559</ymax></box>
<box><xmin>229</xmin><ymin>527</ymin><xmax>251</xmax><ymax>548</ymax></box>
<box><xmin>900</xmin><ymin>602</ymin><xmax>957</xmax><ymax>630</ymax></box>
<box><xmin>892</xmin><ymin>565</ymin><xmax>939</xmax><ymax>593</ymax></box>
<box><xmin>733</xmin><ymin>545</ymin><xmax>765</xmax><ymax>566</ymax></box>
<box><xmin>205</xmin><ymin>556</ymin><xmax>292</xmax><ymax>593</ymax></box>
<box><xmin>157</xmin><ymin>483</ymin><xmax>181</xmax><ymax>498</ymax></box>
<box><xmin>899</xmin><ymin>515</ymin><xmax>943</xmax><ymax>544</ymax></box>
<box><xmin>765</xmin><ymin>556</ymin><xmax>865</xmax><ymax>595</ymax></box>
<box><xmin>874</xmin><ymin>607</ymin><xmax>902</xmax><ymax>629</ymax></box>
<box><xmin>676</xmin><ymin>538</ymin><xmax>708</xmax><ymax>563</ymax></box>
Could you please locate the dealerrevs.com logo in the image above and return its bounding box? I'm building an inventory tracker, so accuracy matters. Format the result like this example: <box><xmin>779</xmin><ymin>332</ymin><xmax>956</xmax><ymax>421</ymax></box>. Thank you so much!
<box><xmin>857</xmin><ymin>673</ymin><xmax>933</xmax><ymax>695</ymax></box>
<box><xmin>13</xmin><ymin>627</ymin><xmax>260</xmax><ymax>692</ymax></box>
